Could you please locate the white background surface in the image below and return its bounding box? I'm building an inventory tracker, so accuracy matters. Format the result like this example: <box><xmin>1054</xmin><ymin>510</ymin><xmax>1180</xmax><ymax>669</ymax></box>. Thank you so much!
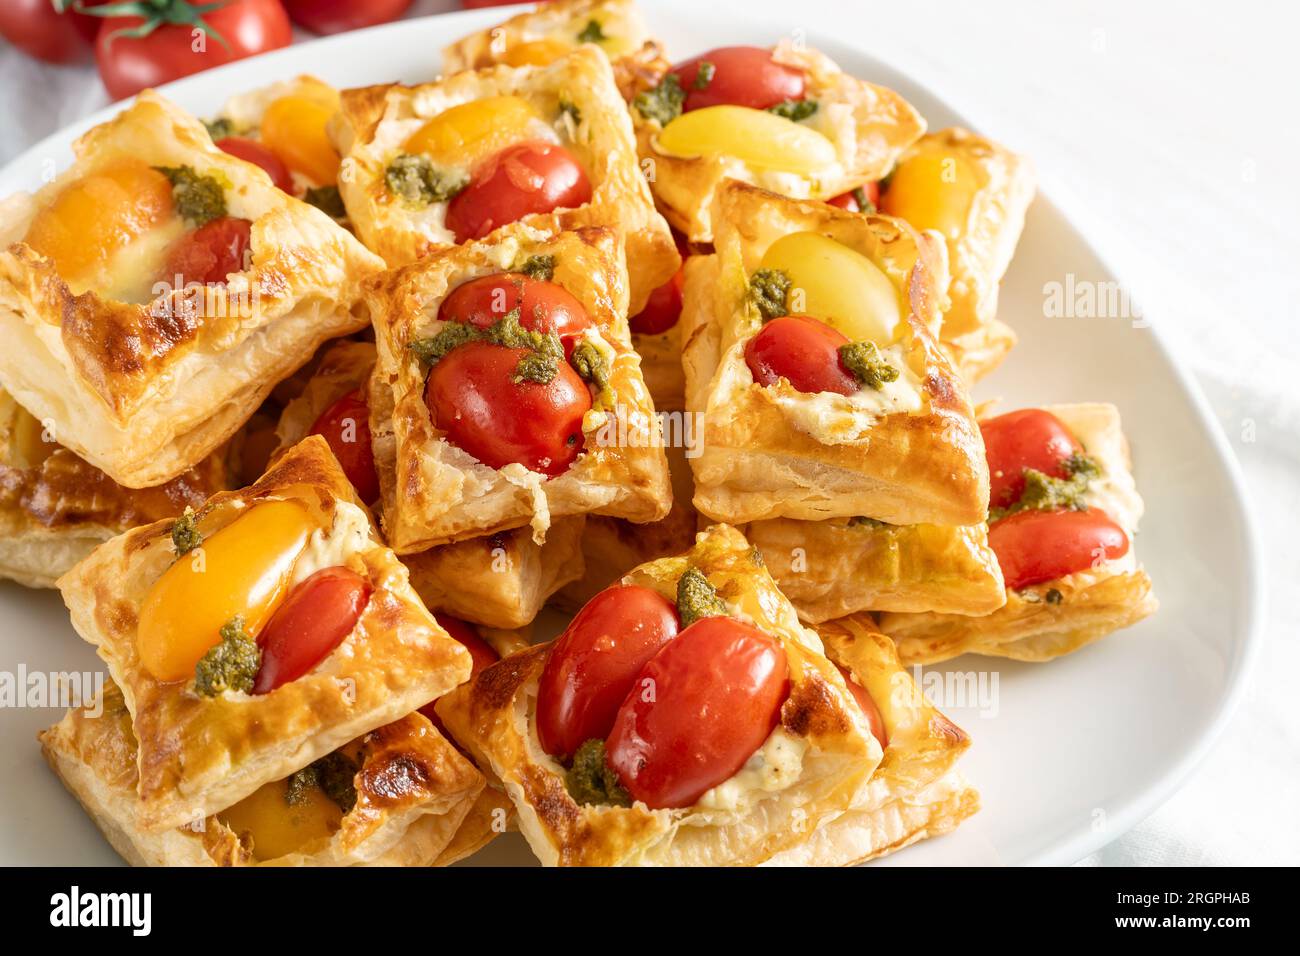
<box><xmin>1</xmin><ymin>0</ymin><xmax>1295</xmax><ymax>866</ymax></box>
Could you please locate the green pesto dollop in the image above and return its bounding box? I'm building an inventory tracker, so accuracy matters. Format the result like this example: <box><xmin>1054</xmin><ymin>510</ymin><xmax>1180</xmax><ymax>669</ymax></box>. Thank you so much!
<box><xmin>384</xmin><ymin>153</ymin><xmax>469</xmax><ymax>206</ymax></box>
<box><xmin>847</xmin><ymin>515</ymin><xmax>891</xmax><ymax>530</ymax></box>
<box><xmin>409</xmin><ymin>308</ymin><xmax>565</xmax><ymax>384</ymax></box>
<box><xmin>564</xmin><ymin>739</ymin><xmax>630</xmax><ymax>807</ymax></box>
<box><xmin>747</xmin><ymin>267</ymin><xmax>792</xmax><ymax>321</ymax></box>
<box><xmin>303</xmin><ymin>184</ymin><xmax>346</xmax><ymax>219</ymax></box>
<box><xmin>569</xmin><ymin>339</ymin><xmax>614</xmax><ymax>405</ymax></box>
<box><xmin>517</xmin><ymin>253</ymin><xmax>556</xmax><ymax>281</ymax></box>
<box><xmin>155</xmin><ymin>165</ymin><xmax>226</xmax><ymax>227</ymax></box>
<box><xmin>993</xmin><ymin>454</ymin><xmax>1100</xmax><ymax>522</ymax></box>
<box><xmin>676</xmin><ymin>566</ymin><xmax>728</xmax><ymax>628</ymax></box>
<box><xmin>576</xmin><ymin>19</ymin><xmax>607</xmax><ymax>43</ymax></box>
<box><xmin>851</xmin><ymin>185</ymin><xmax>876</xmax><ymax>214</ymax></box>
<box><xmin>170</xmin><ymin>506</ymin><xmax>202</xmax><ymax>556</ymax></box>
<box><xmin>838</xmin><ymin>341</ymin><xmax>900</xmax><ymax>391</ymax></box>
<box><xmin>633</xmin><ymin>73</ymin><xmax>685</xmax><ymax>127</ymax></box>
<box><xmin>693</xmin><ymin>61</ymin><xmax>716</xmax><ymax>90</ymax></box>
<box><xmin>202</xmin><ymin>117</ymin><xmax>237</xmax><ymax>140</ymax></box>
<box><xmin>768</xmin><ymin>99</ymin><xmax>819</xmax><ymax>122</ymax></box>
<box><xmin>194</xmin><ymin>617</ymin><xmax>260</xmax><ymax>697</ymax></box>
<box><xmin>558</xmin><ymin>98</ymin><xmax>582</xmax><ymax>126</ymax></box>
<box><xmin>285</xmin><ymin>751</ymin><xmax>360</xmax><ymax>813</ymax></box>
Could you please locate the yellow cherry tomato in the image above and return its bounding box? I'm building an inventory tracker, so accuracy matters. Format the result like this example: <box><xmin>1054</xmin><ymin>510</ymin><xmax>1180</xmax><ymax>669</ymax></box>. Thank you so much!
<box><xmin>23</xmin><ymin>160</ymin><xmax>174</xmax><ymax>284</ymax></box>
<box><xmin>879</xmin><ymin>151</ymin><xmax>979</xmax><ymax>239</ymax></box>
<box><xmin>261</xmin><ymin>95</ymin><xmax>341</xmax><ymax>185</ymax></box>
<box><xmin>759</xmin><ymin>231</ymin><xmax>902</xmax><ymax>343</ymax></box>
<box><xmin>403</xmin><ymin>95</ymin><xmax>543</xmax><ymax>170</ymax></box>
<box><xmin>136</xmin><ymin>499</ymin><xmax>317</xmax><ymax>682</ymax></box>
<box><xmin>218</xmin><ymin>777</ymin><xmax>342</xmax><ymax>861</ymax></box>
<box><xmin>501</xmin><ymin>38</ymin><xmax>572</xmax><ymax>67</ymax></box>
<box><xmin>656</xmin><ymin>106</ymin><xmax>837</xmax><ymax>175</ymax></box>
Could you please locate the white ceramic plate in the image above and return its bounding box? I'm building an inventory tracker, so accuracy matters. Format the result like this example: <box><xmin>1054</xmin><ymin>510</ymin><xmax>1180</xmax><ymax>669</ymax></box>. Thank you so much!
<box><xmin>0</xmin><ymin>3</ymin><xmax>1262</xmax><ymax>867</ymax></box>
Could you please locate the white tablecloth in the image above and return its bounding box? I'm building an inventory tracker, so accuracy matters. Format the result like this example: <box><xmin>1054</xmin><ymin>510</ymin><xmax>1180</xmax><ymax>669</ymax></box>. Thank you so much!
<box><xmin>2</xmin><ymin>0</ymin><xmax>1294</xmax><ymax>865</ymax></box>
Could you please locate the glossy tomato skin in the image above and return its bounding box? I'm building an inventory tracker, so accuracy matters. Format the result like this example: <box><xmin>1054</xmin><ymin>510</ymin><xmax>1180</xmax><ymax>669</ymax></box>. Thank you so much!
<box><xmin>630</xmin><ymin>266</ymin><xmax>684</xmax><ymax>335</ymax></box>
<box><xmin>0</xmin><ymin>0</ymin><xmax>98</xmax><ymax>64</ymax></box>
<box><xmin>439</xmin><ymin>273</ymin><xmax>592</xmax><ymax>348</ymax></box>
<box><xmin>745</xmin><ymin>315</ymin><xmax>859</xmax><ymax>396</ymax></box>
<box><xmin>424</xmin><ymin>341</ymin><xmax>590</xmax><ymax>477</ymax></box>
<box><xmin>672</xmin><ymin>46</ymin><xmax>807</xmax><ymax>113</ymax></box>
<box><xmin>252</xmin><ymin>566</ymin><xmax>372</xmax><ymax>694</ymax></box>
<box><xmin>216</xmin><ymin>136</ymin><xmax>294</xmax><ymax>193</ymax></box>
<box><xmin>161</xmin><ymin>216</ymin><xmax>252</xmax><ymax>287</ymax></box>
<box><xmin>535</xmin><ymin>585</ymin><xmax>680</xmax><ymax>760</ymax></box>
<box><xmin>308</xmin><ymin>389</ymin><xmax>380</xmax><ymax>504</ymax></box>
<box><xmin>828</xmin><ymin>181</ymin><xmax>881</xmax><ymax>213</ymax></box>
<box><xmin>981</xmin><ymin>409</ymin><xmax>1084</xmax><ymax>510</ymax></box>
<box><xmin>834</xmin><ymin>664</ymin><xmax>888</xmax><ymax>749</ymax></box>
<box><xmin>282</xmin><ymin>0</ymin><xmax>411</xmax><ymax>35</ymax></box>
<box><xmin>94</xmin><ymin>0</ymin><xmax>292</xmax><ymax>100</ymax></box>
<box><xmin>606</xmin><ymin>616</ymin><xmax>789</xmax><ymax>810</ymax></box>
<box><xmin>446</xmin><ymin>141</ymin><xmax>591</xmax><ymax>244</ymax></box>
<box><xmin>989</xmin><ymin>508</ymin><xmax>1129</xmax><ymax>590</ymax></box>
<box><xmin>419</xmin><ymin>613</ymin><xmax>499</xmax><ymax>726</ymax></box>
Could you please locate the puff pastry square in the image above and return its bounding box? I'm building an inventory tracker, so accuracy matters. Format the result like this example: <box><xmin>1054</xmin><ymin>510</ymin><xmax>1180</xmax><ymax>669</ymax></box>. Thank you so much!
<box><xmin>879</xmin><ymin>402</ymin><xmax>1158</xmax><ymax>663</ymax></box>
<box><xmin>436</xmin><ymin>523</ymin><xmax>884</xmax><ymax>866</ymax></box>
<box><xmin>367</xmin><ymin>225</ymin><xmax>672</xmax><ymax>553</ymax></box>
<box><xmin>763</xmin><ymin>614</ymin><xmax>978</xmax><ymax>865</ymax></box>
<box><xmin>682</xmin><ymin>181</ymin><xmax>989</xmax><ymax>526</ymax></box>
<box><xmin>55</xmin><ymin>436</ymin><xmax>473</xmax><ymax>831</ymax></box>
<box><xmin>330</xmin><ymin>45</ymin><xmax>678</xmax><ymax>314</ymax></box>
<box><xmin>40</xmin><ymin>680</ymin><xmax>484</xmax><ymax>866</ymax></box>
<box><xmin>629</xmin><ymin>39</ymin><xmax>925</xmax><ymax>242</ymax></box>
<box><xmin>0</xmin><ymin>91</ymin><xmax>385</xmax><ymax>489</ymax></box>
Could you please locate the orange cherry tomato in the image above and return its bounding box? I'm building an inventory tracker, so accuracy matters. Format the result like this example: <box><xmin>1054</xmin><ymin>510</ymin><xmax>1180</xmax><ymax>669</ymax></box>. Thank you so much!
<box><xmin>745</xmin><ymin>314</ymin><xmax>859</xmax><ymax>396</ymax></box>
<box><xmin>834</xmin><ymin>663</ymin><xmax>888</xmax><ymax>749</ymax></box>
<box><xmin>160</xmin><ymin>216</ymin><xmax>252</xmax><ymax>288</ymax></box>
<box><xmin>308</xmin><ymin>389</ymin><xmax>380</xmax><ymax>505</ymax></box>
<box><xmin>981</xmin><ymin>409</ymin><xmax>1084</xmax><ymax>510</ymax></box>
<box><xmin>252</xmin><ymin>566</ymin><xmax>372</xmax><ymax>694</ymax></box>
<box><xmin>630</xmin><ymin>265</ymin><xmax>684</xmax><ymax>335</ymax></box>
<box><xmin>606</xmin><ymin>616</ymin><xmax>789</xmax><ymax>809</ymax></box>
<box><xmin>419</xmin><ymin>613</ymin><xmax>500</xmax><ymax>727</ymax></box>
<box><xmin>216</xmin><ymin>135</ymin><xmax>295</xmax><ymax>193</ymax></box>
<box><xmin>536</xmin><ymin>585</ymin><xmax>680</xmax><ymax>760</ymax></box>
<box><xmin>672</xmin><ymin>46</ymin><xmax>807</xmax><ymax>113</ymax></box>
<box><xmin>439</xmin><ymin>272</ymin><xmax>593</xmax><ymax>351</ymax></box>
<box><xmin>989</xmin><ymin>508</ymin><xmax>1129</xmax><ymax>590</ymax></box>
<box><xmin>445</xmin><ymin>140</ymin><xmax>591</xmax><ymax>244</ymax></box>
<box><xmin>424</xmin><ymin>341</ymin><xmax>590</xmax><ymax>477</ymax></box>
<box><xmin>828</xmin><ymin>181</ymin><xmax>881</xmax><ymax>213</ymax></box>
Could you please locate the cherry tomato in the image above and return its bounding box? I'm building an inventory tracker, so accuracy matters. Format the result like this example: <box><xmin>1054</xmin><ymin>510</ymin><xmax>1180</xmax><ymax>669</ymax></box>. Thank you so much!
<box><xmin>461</xmin><ymin>0</ymin><xmax>543</xmax><ymax>6</ymax></box>
<box><xmin>672</xmin><ymin>46</ymin><xmax>807</xmax><ymax>113</ymax></box>
<box><xmin>828</xmin><ymin>182</ymin><xmax>881</xmax><ymax>213</ymax></box>
<box><xmin>252</xmin><ymin>566</ymin><xmax>372</xmax><ymax>694</ymax></box>
<box><xmin>606</xmin><ymin>616</ymin><xmax>789</xmax><ymax>810</ymax></box>
<box><xmin>424</xmin><ymin>341</ymin><xmax>590</xmax><ymax>477</ymax></box>
<box><xmin>989</xmin><ymin>508</ymin><xmax>1129</xmax><ymax>591</ymax></box>
<box><xmin>160</xmin><ymin>216</ymin><xmax>252</xmax><ymax>288</ymax></box>
<box><xmin>439</xmin><ymin>273</ymin><xmax>592</xmax><ymax>350</ymax></box>
<box><xmin>630</xmin><ymin>266</ymin><xmax>684</xmax><ymax>335</ymax></box>
<box><xmin>308</xmin><ymin>389</ymin><xmax>379</xmax><ymax>505</ymax></box>
<box><xmin>745</xmin><ymin>314</ymin><xmax>859</xmax><ymax>396</ymax></box>
<box><xmin>981</xmin><ymin>409</ymin><xmax>1084</xmax><ymax>510</ymax></box>
<box><xmin>281</xmin><ymin>0</ymin><xmax>411</xmax><ymax>35</ymax></box>
<box><xmin>834</xmin><ymin>663</ymin><xmax>888</xmax><ymax>749</ymax></box>
<box><xmin>215</xmin><ymin>136</ymin><xmax>294</xmax><ymax>193</ymax></box>
<box><xmin>536</xmin><ymin>585</ymin><xmax>680</xmax><ymax>759</ymax></box>
<box><xmin>446</xmin><ymin>141</ymin><xmax>591</xmax><ymax>245</ymax></box>
<box><xmin>0</xmin><ymin>0</ymin><xmax>101</xmax><ymax>64</ymax></box>
<box><xmin>419</xmin><ymin>613</ymin><xmax>500</xmax><ymax>726</ymax></box>
<box><xmin>92</xmin><ymin>0</ymin><xmax>292</xmax><ymax>101</ymax></box>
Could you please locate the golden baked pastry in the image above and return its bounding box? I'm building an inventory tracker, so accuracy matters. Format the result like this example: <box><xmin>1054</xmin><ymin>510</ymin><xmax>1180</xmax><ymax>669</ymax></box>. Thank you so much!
<box><xmin>366</xmin><ymin>225</ymin><xmax>671</xmax><ymax>553</ymax></box>
<box><xmin>0</xmin><ymin>91</ymin><xmax>385</xmax><ymax>488</ymax></box>
<box><xmin>330</xmin><ymin>45</ymin><xmax>678</xmax><ymax>314</ymax></box>
<box><xmin>763</xmin><ymin>614</ymin><xmax>978</xmax><ymax>865</ymax></box>
<box><xmin>436</xmin><ymin>523</ymin><xmax>884</xmax><ymax>866</ymax></box>
<box><xmin>629</xmin><ymin>39</ymin><xmax>924</xmax><ymax>242</ymax></box>
<box><xmin>879</xmin><ymin>402</ymin><xmax>1157</xmax><ymax>663</ymax></box>
<box><xmin>55</xmin><ymin>436</ymin><xmax>472</xmax><ymax>831</ymax></box>
<box><xmin>40</xmin><ymin>680</ymin><xmax>484</xmax><ymax>866</ymax></box>
<box><xmin>682</xmin><ymin>181</ymin><xmax>988</xmax><ymax>526</ymax></box>
<box><xmin>0</xmin><ymin>389</ymin><xmax>227</xmax><ymax>588</ymax></box>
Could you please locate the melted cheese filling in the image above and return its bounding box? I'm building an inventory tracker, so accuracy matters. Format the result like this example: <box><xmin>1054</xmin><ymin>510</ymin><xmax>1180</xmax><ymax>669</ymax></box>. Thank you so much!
<box><xmin>286</xmin><ymin>499</ymin><xmax>372</xmax><ymax>589</ymax></box>
<box><xmin>83</xmin><ymin>217</ymin><xmax>186</xmax><ymax>304</ymax></box>
<box><xmin>695</xmin><ymin>727</ymin><xmax>807</xmax><ymax>812</ymax></box>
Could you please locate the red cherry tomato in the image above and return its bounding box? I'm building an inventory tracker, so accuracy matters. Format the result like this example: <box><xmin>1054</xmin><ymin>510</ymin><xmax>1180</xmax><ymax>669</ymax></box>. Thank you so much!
<box><xmin>160</xmin><ymin>216</ymin><xmax>252</xmax><ymax>288</ymax></box>
<box><xmin>981</xmin><ymin>409</ymin><xmax>1084</xmax><ymax>510</ymax></box>
<box><xmin>828</xmin><ymin>182</ymin><xmax>881</xmax><ymax>213</ymax></box>
<box><xmin>989</xmin><ymin>508</ymin><xmax>1129</xmax><ymax>591</ymax></box>
<box><xmin>0</xmin><ymin>0</ymin><xmax>101</xmax><ymax>64</ymax></box>
<box><xmin>419</xmin><ymin>613</ymin><xmax>500</xmax><ymax>725</ymax></box>
<box><xmin>252</xmin><ymin>566</ymin><xmax>371</xmax><ymax>694</ymax></box>
<box><xmin>536</xmin><ymin>585</ymin><xmax>680</xmax><ymax>759</ymax></box>
<box><xmin>281</xmin><ymin>0</ymin><xmax>411</xmax><ymax>35</ymax></box>
<box><xmin>745</xmin><ymin>314</ymin><xmax>859</xmax><ymax>396</ymax></box>
<box><xmin>630</xmin><ymin>266</ymin><xmax>684</xmax><ymax>336</ymax></box>
<box><xmin>606</xmin><ymin>616</ymin><xmax>789</xmax><ymax>810</ymax></box>
<box><xmin>834</xmin><ymin>664</ymin><xmax>888</xmax><ymax>750</ymax></box>
<box><xmin>439</xmin><ymin>273</ymin><xmax>592</xmax><ymax>350</ymax></box>
<box><xmin>424</xmin><ymin>341</ymin><xmax>590</xmax><ymax>477</ymax></box>
<box><xmin>461</xmin><ymin>0</ymin><xmax>545</xmax><ymax>6</ymax></box>
<box><xmin>215</xmin><ymin>136</ymin><xmax>294</xmax><ymax>193</ymax></box>
<box><xmin>308</xmin><ymin>389</ymin><xmax>379</xmax><ymax>505</ymax></box>
<box><xmin>672</xmin><ymin>46</ymin><xmax>807</xmax><ymax>113</ymax></box>
<box><xmin>92</xmin><ymin>0</ymin><xmax>292</xmax><ymax>101</ymax></box>
<box><xmin>446</xmin><ymin>141</ymin><xmax>591</xmax><ymax>245</ymax></box>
